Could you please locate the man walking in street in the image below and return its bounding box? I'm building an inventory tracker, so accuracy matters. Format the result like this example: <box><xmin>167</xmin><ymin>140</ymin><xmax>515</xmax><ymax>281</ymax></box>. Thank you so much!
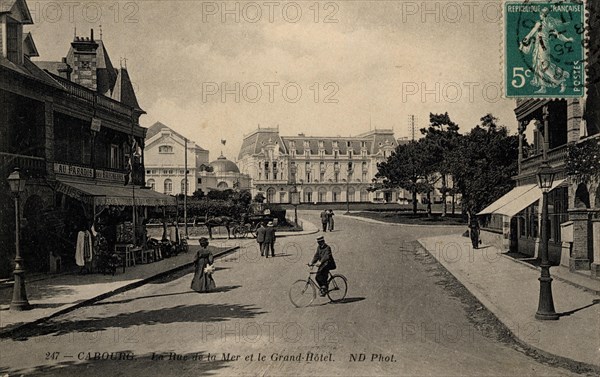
<box><xmin>310</xmin><ymin>236</ymin><xmax>336</xmax><ymax>296</ymax></box>
<box><xmin>320</xmin><ymin>209</ymin><xmax>328</xmax><ymax>232</ymax></box>
<box><xmin>264</xmin><ymin>221</ymin><xmax>276</xmax><ymax>257</ymax></box>
<box><xmin>327</xmin><ymin>209</ymin><xmax>335</xmax><ymax>231</ymax></box>
<box><xmin>256</xmin><ymin>222</ymin><xmax>266</xmax><ymax>256</ymax></box>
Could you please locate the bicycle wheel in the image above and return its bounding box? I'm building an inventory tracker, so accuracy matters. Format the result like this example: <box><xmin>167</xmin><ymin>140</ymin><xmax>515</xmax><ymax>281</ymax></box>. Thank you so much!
<box><xmin>289</xmin><ymin>280</ymin><xmax>316</xmax><ymax>308</ymax></box>
<box><xmin>327</xmin><ymin>275</ymin><xmax>348</xmax><ymax>303</ymax></box>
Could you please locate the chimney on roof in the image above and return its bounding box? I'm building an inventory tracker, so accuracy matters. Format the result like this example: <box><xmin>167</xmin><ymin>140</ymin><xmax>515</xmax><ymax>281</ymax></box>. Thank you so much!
<box><xmin>57</xmin><ymin>57</ymin><xmax>73</xmax><ymax>80</ymax></box>
<box><xmin>70</xmin><ymin>29</ymin><xmax>99</xmax><ymax>90</ymax></box>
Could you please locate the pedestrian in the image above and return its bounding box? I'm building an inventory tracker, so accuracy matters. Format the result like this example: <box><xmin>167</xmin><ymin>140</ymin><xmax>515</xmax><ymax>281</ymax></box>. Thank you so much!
<box><xmin>310</xmin><ymin>236</ymin><xmax>337</xmax><ymax>296</ymax></box>
<box><xmin>327</xmin><ymin>209</ymin><xmax>335</xmax><ymax>231</ymax></box>
<box><xmin>264</xmin><ymin>221</ymin><xmax>276</xmax><ymax>257</ymax></box>
<box><xmin>191</xmin><ymin>237</ymin><xmax>216</xmax><ymax>293</ymax></box>
<box><xmin>256</xmin><ymin>222</ymin><xmax>266</xmax><ymax>256</ymax></box>
<box><xmin>320</xmin><ymin>210</ymin><xmax>328</xmax><ymax>232</ymax></box>
<box><xmin>468</xmin><ymin>216</ymin><xmax>480</xmax><ymax>249</ymax></box>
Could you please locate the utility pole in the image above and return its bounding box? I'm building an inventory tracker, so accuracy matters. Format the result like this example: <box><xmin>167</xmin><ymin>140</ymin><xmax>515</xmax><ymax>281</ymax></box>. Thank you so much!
<box><xmin>184</xmin><ymin>137</ymin><xmax>188</xmax><ymax>239</ymax></box>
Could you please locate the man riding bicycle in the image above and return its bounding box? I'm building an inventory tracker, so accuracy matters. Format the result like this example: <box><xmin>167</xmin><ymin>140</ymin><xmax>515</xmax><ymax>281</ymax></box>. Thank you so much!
<box><xmin>310</xmin><ymin>236</ymin><xmax>336</xmax><ymax>296</ymax></box>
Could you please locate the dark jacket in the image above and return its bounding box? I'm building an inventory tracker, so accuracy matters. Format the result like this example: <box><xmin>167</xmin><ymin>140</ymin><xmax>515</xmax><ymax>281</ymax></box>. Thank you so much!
<box><xmin>311</xmin><ymin>243</ymin><xmax>335</xmax><ymax>271</ymax></box>
<box><xmin>320</xmin><ymin>211</ymin><xmax>328</xmax><ymax>223</ymax></box>
<box><xmin>256</xmin><ymin>226</ymin><xmax>266</xmax><ymax>243</ymax></box>
<box><xmin>264</xmin><ymin>226</ymin><xmax>276</xmax><ymax>244</ymax></box>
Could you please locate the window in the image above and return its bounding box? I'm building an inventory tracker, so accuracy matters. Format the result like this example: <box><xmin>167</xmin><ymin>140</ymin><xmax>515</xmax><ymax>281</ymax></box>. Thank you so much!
<box><xmin>197</xmin><ymin>178</ymin><xmax>202</xmax><ymax>184</ymax></box>
<box><xmin>146</xmin><ymin>179</ymin><xmax>155</xmax><ymax>190</ymax></box>
<box><xmin>305</xmin><ymin>162</ymin><xmax>311</xmax><ymax>182</ymax></box>
<box><xmin>6</xmin><ymin>21</ymin><xmax>20</xmax><ymax>63</ymax></box>
<box><xmin>279</xmin><ymin>192</ymin><xmax>286</xmax><ymax>203</ymax></box>
<box><xmin>159</xmin><ymin>145</ymin><xmax>173</xmax><ymax>153</ymax></box>
<box><xmin>146</xmin><ymin>170</ymin><xmax>151</xmax><ymax>175</ymax></box>
<box><xmin>348</xmin><ymin>150</ymin><xmax>353</xmax><ymax>159</ymax></box>
<box><xmin>361</xmin><ymin>141</ymin><xmax>367</xmax><ymax>148</ymax></box>
<box><xmin>110</xmin><ymin>144</ymin><xmax>121</xmax><ymax>169</ymax></box>
<box><xmin>332</xmin><ymin>188</ymin><xmax>341</xmax><ymax>202</ymax></box>
<box><xmin>334</xmin><ymin>172</ymin><xmax>339</xmax><ymax>183</ymax></box>
<box><xmin>334</xmin><ymin>151</ymin><xmax>339</xmax><ymax>159</ymax></box>
<box><xmin>164</xmin><ymin>179</ymin><xmax>172</xmax><ymax>194</ymax></box>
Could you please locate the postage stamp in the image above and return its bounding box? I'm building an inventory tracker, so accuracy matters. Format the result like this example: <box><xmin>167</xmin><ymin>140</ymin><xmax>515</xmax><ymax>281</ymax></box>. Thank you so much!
<box><xmin>504</xmin><ymin>1</ymin><xmax>586</xmax><ymax>98</ymax></box>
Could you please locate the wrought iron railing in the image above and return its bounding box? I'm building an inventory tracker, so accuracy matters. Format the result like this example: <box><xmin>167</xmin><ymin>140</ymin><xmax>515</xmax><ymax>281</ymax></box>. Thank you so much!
<box><xmin>0</xmin><ymin>153</ymin><xmax>46</xmax><ymax>178</ymax></box>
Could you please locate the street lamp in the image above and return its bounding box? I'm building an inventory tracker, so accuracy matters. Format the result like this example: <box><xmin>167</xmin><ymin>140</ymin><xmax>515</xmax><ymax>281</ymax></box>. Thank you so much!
<box><xmin>7</xmin><ymin>168</ymin><xmax>31</xmax><ymax>311</ymax></box>
<box><xmin>289</xmin><ymin>186</ymin><xmax>299</xmax><ymax>226</ymax></box>
<box><xmin>345</xmin><ymin>167</ymin><xmax>353</xmax><ymax>215</ymax></box>
<box><xmin>535</xmin><ymin>162</ymin><xmax>558</xmax><ymax>320</ymax></box>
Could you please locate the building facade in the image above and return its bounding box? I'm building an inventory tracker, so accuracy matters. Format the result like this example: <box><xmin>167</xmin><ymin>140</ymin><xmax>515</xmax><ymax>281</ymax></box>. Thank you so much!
<box><xmin>0</xmin><ymin>0</ymin><xmax>172</xmax><ymax>277</ymax></box>
<box><xmin>144</xmin><ymin>122</ymin><xmax>209</xmax><ymax>195</ymax></box>
<box><xmin>237</xmin><ymin>127</ymin><xmax>399</xmax><ymax>204</ymax></box>
<box><xmin>479</xmin><ymin>1</ymin><xmax>600</xmax><ymax>279</ymax></box>
<box><xmin>197</xmin><ymin>153</ymin><xmax>252</xmax><ymax>194</ymax></box>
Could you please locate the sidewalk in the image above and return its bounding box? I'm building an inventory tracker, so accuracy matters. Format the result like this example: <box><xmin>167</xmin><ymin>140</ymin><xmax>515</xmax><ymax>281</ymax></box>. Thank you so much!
<box><xmin>0</xmin><ymin>239</ymin><xmax>241</xmax><ymax>338</ymax></box>
<box><xmin>0</xmin><ymin>219</ymin><xmax>319</xmax><ymax>338</ymax></box>
<box><xmin>418</xmin><ymin>234</ymin><xmax>600</xmax><ymax>370</ymax></box>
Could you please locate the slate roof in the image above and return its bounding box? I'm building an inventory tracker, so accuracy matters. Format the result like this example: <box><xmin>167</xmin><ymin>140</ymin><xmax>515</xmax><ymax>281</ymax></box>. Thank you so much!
<box><xmin>0</xmin><ymin>55</ymin><xmax>62</xmax><ymax>89</ymax></box>
<box><xmin>146</xmin><ymin>122</ymin><xmax>207</xmax><ymax>151</ymax></box>
<box><xmin>239</xmin><ymin>128</ymin><xmax>397</xmax><ymax>158</ymax></box>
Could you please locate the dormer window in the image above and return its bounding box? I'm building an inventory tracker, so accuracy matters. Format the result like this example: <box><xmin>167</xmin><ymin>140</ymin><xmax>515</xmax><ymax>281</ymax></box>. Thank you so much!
<box><xmin>6</xmin><ymin>20</ymin><xmax>21</xmax><ymax>64</ymax></box>
<box><xmin>318</xmin><ymin>141</ymin><xmax>324</xmax><ymax>148</ymax></box>
<box><xmin>361</xmin><ymin>141</ymin><xmax>367</xmax><ymax>148</ymax></box>
<box><xmin>159</xmin><ymin>145</ymin><xmax>173</xmax><ymax>153</ymax></box>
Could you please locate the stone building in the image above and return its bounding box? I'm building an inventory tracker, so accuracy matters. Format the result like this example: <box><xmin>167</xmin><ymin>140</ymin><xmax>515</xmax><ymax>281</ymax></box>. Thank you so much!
<box><xmin>144</xmin><ymin>122</ymin><xmax>209</xmax><ymax>195</ymax></box>
<box><xmin>0</xmin><ymin>0</ymin><xmax>172</xmax><ymax>277</ymax></box>
<box><xmin>479</xmin><ymin>1</ymin><xmax>600</xmax><ymax>279</ymax></box>
<box><xmin>237</xmin><ymin>126</ymin><xmax>399</xmax><ymax>203</ymax></box>
<box><xmin>197</xmin><ymin>153</ymin><xmax>252</xmax><ymax>194</ymax></box>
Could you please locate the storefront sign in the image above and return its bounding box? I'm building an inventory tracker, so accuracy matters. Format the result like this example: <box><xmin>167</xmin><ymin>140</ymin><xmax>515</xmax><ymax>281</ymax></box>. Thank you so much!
<box><xmin>96</xmin><ymin>169</ymin><xmax>125</xmax><ymax>182</ymax></box>
<box><xmin>54</xmin><ymin>163</ymin><xmax>94</xmax><ymax>178</ymax></box>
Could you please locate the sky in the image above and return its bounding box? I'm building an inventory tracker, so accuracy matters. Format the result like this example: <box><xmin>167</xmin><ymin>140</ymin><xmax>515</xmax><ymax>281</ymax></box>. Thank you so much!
<box><xmin>27</xmin><ymin>0</ymin><xmax>519</xmax><ymax>161</ymax></box>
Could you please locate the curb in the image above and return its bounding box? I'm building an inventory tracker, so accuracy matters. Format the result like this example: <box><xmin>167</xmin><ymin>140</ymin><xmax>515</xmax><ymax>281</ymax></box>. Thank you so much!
<box><xmin>499</xmin><ymin>253</ymin><xmax>600</xmax><ymax>296</ymax></box>
<box><xmin>0</xmin><ymin>245</ymin><xmax>240</xmax><ymax>339</ymax></box>
<box><xmin>341</xmin><ymin>214</ymin><xmax>467</xmax><ymax>228</ymax></box>
<box><xmin>416</xmin><ymin>239</ymin><xmax>600</xmax><ymax>374</ymax></box>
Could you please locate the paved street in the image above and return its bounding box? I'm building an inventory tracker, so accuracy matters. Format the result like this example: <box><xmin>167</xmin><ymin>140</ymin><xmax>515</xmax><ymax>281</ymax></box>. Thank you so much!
<box><xmin>0</xmin><ymin>211</ymin><xmax>582</xmax><ymax>376</ymax></box>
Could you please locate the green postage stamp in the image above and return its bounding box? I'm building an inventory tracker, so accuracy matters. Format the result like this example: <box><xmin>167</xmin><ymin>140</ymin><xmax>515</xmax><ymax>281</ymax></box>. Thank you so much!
<box><xmin>504</xmin><ymin>1</ymin><xmax>586</xmax><ymax>98</ymax></box>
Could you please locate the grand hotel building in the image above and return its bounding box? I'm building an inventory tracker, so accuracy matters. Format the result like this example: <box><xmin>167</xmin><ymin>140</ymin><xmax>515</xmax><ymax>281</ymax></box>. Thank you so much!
<box><xmin>237</xmin><ymin>127</ymin><xmax>401</xmax><ymax>204</ymax></box>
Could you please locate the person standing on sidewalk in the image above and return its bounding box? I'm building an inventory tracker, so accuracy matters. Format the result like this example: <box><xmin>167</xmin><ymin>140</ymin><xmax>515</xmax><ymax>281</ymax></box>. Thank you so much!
<box><xmin>264</xmin><ymin>221</ymin><xmax>276</xmax><ymax>257</ymax></box>
<box><xmin>256</xmin><ymin>222</ymin><xmax>266</xmax><ymax>257</ymax></box>
<box><xmin>468</xmin><ymin>216</ymin><xmax>480</xmax><ymax>249</ymax></box>
<box><xmin>320</xmin><ymin>210</ymin><xmax>328</xmax><ymax>232</ymax></box>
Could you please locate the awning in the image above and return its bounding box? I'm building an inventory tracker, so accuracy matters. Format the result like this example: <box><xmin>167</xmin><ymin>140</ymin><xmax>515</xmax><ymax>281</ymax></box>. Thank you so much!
<box><xmin>478</xmin><ymin>179</ymin><xmax>566</xmax><ymax>218</ymax></box>
<box><xmin>56</xmin><ymin>180</ymin><xmax>176</xmax><ymax>207</ymax></box>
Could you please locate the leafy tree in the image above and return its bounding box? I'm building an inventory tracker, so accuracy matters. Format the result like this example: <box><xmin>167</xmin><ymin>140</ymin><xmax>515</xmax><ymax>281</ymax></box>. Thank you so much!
<box><xmin>447</xmin><ymin>114</ymin><xmax>519</xmax><ymax>217</ymax></box>
<box><xmin>192</xmin><ymin>189</ymin><xmax>205</xmax><ymax>200</ymax></box>
<box><xmin>254</xmin><ymin>192</ymin><xmax>266</xmax><ymax>203</ymax></box>
<box><xmin>420</xmin><ymin>112</ymin><xmax>461</xmax><ymax>216</ymax></box>
<box><xmin>376</xmin><ymin>140</ymin><xmax>435</xmax><ymax>214</ymax></box>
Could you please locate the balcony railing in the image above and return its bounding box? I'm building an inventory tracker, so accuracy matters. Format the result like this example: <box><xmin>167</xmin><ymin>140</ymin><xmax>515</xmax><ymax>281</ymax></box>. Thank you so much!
<box><xmin>0</xmin><ymin>152</ymin><xmax>46</xmax><ymax>178</ymax></box>
<box><xmin>520</xmin><ymin>144</ymin><xmax>568</xmax><ymax>176</ymax></box>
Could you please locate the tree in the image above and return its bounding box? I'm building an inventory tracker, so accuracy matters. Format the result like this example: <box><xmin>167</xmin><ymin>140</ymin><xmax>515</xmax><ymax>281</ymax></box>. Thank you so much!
<box><xmin>376</xmin><ymin>140</ymin><xmax>435</xmax><ymax>214</ymax></box>
<box><xmin>192</xmin><ymin>189</ymin><xmax>205</xmax><ymax>200</ymax></box>
<box><xmin>254</xmin><ymin>192</ymin><xmax>266</xmax><ymax>203</ymax></box>
<box><xmin>420</xmin><ymin>112</ymin><xmax>461</xmax><ymax>216</ymax></box>
<box><xmin>447</xmin><ymin>114</ymin><xmax>519</xmax><ymax>216</ymax></box>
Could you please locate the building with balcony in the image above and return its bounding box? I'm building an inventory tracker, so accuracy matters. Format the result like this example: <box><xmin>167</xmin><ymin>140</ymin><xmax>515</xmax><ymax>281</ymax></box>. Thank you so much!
<box><xmin>0</xmin><ymin>0</ymin><xmax>173</xmax><ymax>277</ymax></box>
<box><xmin>237</xmin><ymin>126</ymin><xmax>399</xmax><ymax>204</ymax></box>
<box><xmin>144</xmin><ymin>122</ymin><xmax>209</xmax><ymax>195</ymax></box>
<box><xmin>478</xmin><ymin>1</ymin><xmax>600</xmax><ymax>280</ymax></box>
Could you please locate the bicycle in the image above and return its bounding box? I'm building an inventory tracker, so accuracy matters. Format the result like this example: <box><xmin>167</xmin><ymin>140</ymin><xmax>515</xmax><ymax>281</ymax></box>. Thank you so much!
<box><xmin>289</xmin><ymin>264</ymin><xmax>348</xmax><ymax>307</ymax></box>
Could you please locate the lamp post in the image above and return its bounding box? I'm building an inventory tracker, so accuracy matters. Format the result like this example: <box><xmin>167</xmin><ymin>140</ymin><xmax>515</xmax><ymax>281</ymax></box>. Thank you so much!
<box><xmin>345</xmin><ymin>168</ymin><xmax>352</xmax><ymax>215</ymax></box>
<box><xmin>7</xmin><ymin>168</ymin><xmax>30</xmax><ymax>311</ymax></box>
<box><xmin>290</xmin><ymin>186</ymin><xmax>299</xmax><ymax>227</ymax></box>
<box><xmin>535</xmin><ymin>162</ymin><xmax>558</xmax><ymax>320</ymax></box>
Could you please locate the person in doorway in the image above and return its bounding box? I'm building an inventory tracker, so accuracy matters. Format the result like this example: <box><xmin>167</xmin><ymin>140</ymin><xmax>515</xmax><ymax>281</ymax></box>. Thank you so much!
<box><xmin>191</xmin><ymin>237</ymin><xmax>216</xmax><ymax>292</ymax></box>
